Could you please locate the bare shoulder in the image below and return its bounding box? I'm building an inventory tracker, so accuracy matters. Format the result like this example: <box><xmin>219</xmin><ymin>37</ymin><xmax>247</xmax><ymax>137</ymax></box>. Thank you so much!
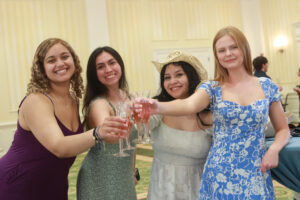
<box><xmin>89</xmin><ymin>98</ymin><xmax>111</xmax><ymax>110</ymax></box>
<box><xmin>21</xmin><ymin>93</ymin><xmax>53</xmax><ymax>112</ymax></box>
<box><xmin>89</xmin><ymin>98</ymin><xmax>113</xmax><ymax>117</ymax></box>
<box><xmin>19</xmin><ymin>93</ymin><xmax>55</xmax><ymax>130</ymax></box>
<box><xmin>88</xmin><ymin>98</ymin><xmax>114</xmax><ymax>127</ymax></box>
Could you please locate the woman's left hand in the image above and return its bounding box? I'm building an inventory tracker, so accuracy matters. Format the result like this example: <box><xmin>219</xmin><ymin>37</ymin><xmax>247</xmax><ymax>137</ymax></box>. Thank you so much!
<box><xmin>260</xmin><ymin>147</ymin><xmax>279</xmax><ymax>173</ymax></box>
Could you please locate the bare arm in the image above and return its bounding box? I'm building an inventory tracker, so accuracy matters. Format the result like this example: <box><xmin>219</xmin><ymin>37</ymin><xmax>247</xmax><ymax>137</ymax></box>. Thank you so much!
<box><xmin>89</xmin><ymin>99</ymin><xmax>126</xmax><ymax>144</ymax></box>
<box><xmin>154</xmin><ymin>89</ymin><xmax>210</xmax><ymax>116</ymax></box>
<box><xmin>260</xmin><ymin>101</ymin><xmax>290</xmax><ymax>172</ymax></box>
<box><xmin>21</xmin><ymin>93</ymin><xmax>95</xmax><ymax>158</ymax></box>
<box><xmin>21</xmin><ymin>93</ymin><xmax>126</xmax><ymax>158</ymax></box>
<box><xmin>198</xmin><ymin>110</ymin><xmax>213</xmax><ymax>126</ymax></box>
<box><xmin>268</xmin><ymin>101</ymin><xmax>290</xmax><ymax>151</ymax></box>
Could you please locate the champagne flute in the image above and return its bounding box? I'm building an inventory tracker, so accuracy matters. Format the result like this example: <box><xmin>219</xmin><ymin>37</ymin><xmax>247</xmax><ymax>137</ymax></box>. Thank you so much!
<box><xmin>123</xmin><ymin>103</ymin><xmax>135</xmax><ymax>150</ymax></box>
<box><xmin>132</xmin><ymin>92</ymin><xmax>144</xmax><ymax>144</ymax></box>
<box><xmin>124</xmin><ymin>119</ymin><xmax>135</xmax><ymax>150</ymax></box>
<box><xmin>113</xmin><ymin>102</ymin><xmax>130</xmax><ymax>157</ymax></box>
<box><xmin>141</xmin><ymin>90</ymin><xmax>153</xmax><ymax>144</ymax></box>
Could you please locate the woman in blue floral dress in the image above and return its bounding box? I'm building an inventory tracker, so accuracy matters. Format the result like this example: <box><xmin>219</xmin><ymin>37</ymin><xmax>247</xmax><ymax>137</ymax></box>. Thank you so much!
<box><xmin>135</xmin><ymin>26</ymin><xmax>290</xmax><ymax>199</ymax></box>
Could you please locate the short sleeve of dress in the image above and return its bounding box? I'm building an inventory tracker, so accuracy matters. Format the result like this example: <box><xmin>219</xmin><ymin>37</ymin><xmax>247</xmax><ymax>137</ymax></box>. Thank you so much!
<box><xmin>265</xmin><ymin>78</ymin><xmax>281</xmax><ymax>106</ymax></box>
<box><xmin>197</xmin><ymin>81</ymin><xmax>216</xmax><ymax>109</ymax></box>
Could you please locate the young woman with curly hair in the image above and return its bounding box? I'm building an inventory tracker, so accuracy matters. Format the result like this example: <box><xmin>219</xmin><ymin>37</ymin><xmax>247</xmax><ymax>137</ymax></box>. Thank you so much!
<box><xmin>0</xmin><ymin>38</ymin><xmax>127</xmax><ymax>200</ymax></box>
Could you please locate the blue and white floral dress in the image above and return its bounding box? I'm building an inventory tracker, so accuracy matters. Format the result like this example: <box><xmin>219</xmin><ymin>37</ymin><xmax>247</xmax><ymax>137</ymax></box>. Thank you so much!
<box><xmin>198</xmin><ymin>77</ymin><xmax>279</xmax><ymax>200</ymax></box>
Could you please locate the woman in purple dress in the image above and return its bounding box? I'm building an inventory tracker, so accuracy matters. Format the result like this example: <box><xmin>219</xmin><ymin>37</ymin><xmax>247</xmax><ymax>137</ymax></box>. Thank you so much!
<box><xmin>0</xmin><ymin>38</ymin><xmax>127</xmax><ymax>200</ymax></box>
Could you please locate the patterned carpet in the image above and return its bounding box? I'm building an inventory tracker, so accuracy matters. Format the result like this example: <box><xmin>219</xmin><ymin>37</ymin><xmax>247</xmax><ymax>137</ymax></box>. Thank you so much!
<box><xmin>68</xmin><ymin>145</ymin><xmax>296</xmax><ymax>200</ymax></box>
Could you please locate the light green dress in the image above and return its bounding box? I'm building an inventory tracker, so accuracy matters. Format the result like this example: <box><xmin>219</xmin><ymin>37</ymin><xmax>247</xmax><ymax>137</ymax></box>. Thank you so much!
<box><xmin>76</xmin><ymin>97</ymin><xmax>137</xmax><ymax>200</ymax></box>
<box><xmin>147</xmin><ymin>115</ymin><xmax>213</xmax><ymax>200</ymax></box>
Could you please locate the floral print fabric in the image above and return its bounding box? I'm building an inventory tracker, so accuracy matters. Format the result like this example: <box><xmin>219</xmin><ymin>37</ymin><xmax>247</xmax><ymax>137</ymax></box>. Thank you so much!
<box><xmin>197</xmin><ymin>77</ymin><xmax>280</xmax><ymax>200</ymax></box>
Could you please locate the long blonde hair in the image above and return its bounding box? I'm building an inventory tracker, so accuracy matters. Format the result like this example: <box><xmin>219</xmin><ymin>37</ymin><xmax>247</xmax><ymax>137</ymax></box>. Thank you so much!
<box><xmin>213</xmin><ymin>26</ymin><xmax>252</xmax><ymax>83</ymax></box>
<box><xmin>27</xmin><ymin>38</ymin><xmax>84</xmax><ymax>98</ymax></box>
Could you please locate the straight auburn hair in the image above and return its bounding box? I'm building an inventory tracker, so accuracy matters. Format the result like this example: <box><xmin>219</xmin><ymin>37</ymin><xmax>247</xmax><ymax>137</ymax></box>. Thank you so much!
<box><xmin>213</xmin><ymin>26</ymin><xmax>252</xmax><ymax>83</ymax></box>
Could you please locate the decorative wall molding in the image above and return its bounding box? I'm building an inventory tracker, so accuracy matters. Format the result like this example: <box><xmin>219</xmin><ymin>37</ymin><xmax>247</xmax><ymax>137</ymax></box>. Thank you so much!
<box><xmin>84</xmin><ymin>0</ymin><xmax>110</xmax><ymax>50</ymax></box>
<box><xmin>106</xmin><ymin>0</ymin><xmax>242</xmax><ymax>93</ymax></box>
<box><xmin>240</xmin><ymin>0</ymin><xmax>265</xmax><ymax>57</ymax></box>
<box><xmin>182</xmin><ymin>1</ymin><xmax>209</xmax><ymax>40</ymax></box>
<box><xmin>293</xmin><ymin>21</ymin><xmax>300</xmax><ymax>73</ymax></box>
<box><xmin>150</xmin><ymin>1</ymin><xmax>177</xmax><ymax>41</ymax></box>
<box><xmin>0</xmin><ymin>0</ymin><xmax>90</xmax><ymax>116</ymax></box>
<box><xmin>294</xmin><ymin>22</ymin><xmax>300</xmax><ymax>41</ymax></box>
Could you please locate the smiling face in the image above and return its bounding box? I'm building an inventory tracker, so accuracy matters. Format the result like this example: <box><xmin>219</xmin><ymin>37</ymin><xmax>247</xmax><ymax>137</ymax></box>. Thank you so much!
<box><xmin>215</xmin><ymin>34</ymin><xmax>244</xmax><ymax>71</ymax></box>
<box><xmin>95</xmin><ymin>51</ymin><xmax>122</xmax><ymax>87</ymax></box>
<box><xmin>43</xmin><ymin>43</ymin><xmax>75</xmax><ymax>84</ymax></box>
<box><xmin>163</xmin><ymin>64</ymin><xmax>189</xmax><ymax>99</ymax></box>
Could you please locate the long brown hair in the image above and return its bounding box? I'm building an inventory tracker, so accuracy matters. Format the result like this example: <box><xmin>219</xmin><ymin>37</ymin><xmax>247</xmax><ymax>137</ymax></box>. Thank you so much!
<box><xmin>213</xmin><ymin>26</ymin><xmax>252</xmax><ymax>83</ymax></box>
<box><xmin>82</xmin><ymin>46</ymin><xmax>129</xmax><ymax>129</ymax></box>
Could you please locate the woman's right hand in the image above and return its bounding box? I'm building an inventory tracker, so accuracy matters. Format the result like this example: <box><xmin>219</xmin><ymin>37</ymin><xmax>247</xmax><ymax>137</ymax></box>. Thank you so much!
<box><xmin>134</xmin><ymin>97</ymin><xmax>159</xmax><ymax>117</ymax></box>
<box><xmin>97</xmin><ymin>116</ymin><xmax>128</xmax><ymax>144</ymax></box>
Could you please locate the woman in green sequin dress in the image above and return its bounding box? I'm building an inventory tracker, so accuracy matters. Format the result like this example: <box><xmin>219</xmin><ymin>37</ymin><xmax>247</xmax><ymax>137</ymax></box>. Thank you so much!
<box><xmin>77</xmin><ymin>47</ymin><xmax>137</xmax><ymax>200</ymax></box>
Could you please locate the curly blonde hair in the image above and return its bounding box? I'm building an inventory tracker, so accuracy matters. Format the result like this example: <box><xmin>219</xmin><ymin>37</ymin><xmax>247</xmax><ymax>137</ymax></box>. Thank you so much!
<box><xmin>27</xmin><ymin>38</ymin><xmax>84</xmax><ymax>98</ymax></box>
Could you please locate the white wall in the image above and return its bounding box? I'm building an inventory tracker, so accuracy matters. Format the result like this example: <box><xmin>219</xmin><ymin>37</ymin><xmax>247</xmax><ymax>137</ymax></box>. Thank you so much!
<box><xmin>240</xmin><ymin>0</ymin><xmax>265</xmax><ymax>57</ymax></box>
<box><xmin>294</xmin><ymin>22</ymin><xmax>300</xmax><ymax>67</ymax></box>
<box><xmin>85</xmin><ymin>0</ymin><xmax>110</xmax><ymax>51</ymax></box>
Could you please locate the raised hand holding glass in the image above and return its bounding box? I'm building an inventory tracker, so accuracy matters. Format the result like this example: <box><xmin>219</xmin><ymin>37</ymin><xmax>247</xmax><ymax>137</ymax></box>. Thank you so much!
<box><xmin>113</xmin><ymin>102</ymin><xmax>130</xmax><ymax>157</ymax></box>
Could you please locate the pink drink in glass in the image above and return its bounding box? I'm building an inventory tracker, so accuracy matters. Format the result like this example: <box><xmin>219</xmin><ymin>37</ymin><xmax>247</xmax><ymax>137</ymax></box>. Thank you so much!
<box><xmin>141</xmin><ymin>101</ymin><xmax>152</xmax><ymax>143</ymax></box>
<box><xmin>133</xmin><ymin>109</ymin><xmax>141</xmax><ymax>123</ymax></box>
<box><xmin>141</xmin><ymin>101</ymin><xmax>150</xmax><ymax>123</ymax></box>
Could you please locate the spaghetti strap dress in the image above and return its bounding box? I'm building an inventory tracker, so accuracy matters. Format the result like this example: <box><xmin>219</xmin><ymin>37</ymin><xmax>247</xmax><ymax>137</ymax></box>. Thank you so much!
<box><xmin>76</xmin><ymin>97</ymin><xmax>137</xmax><ymax>200</ymax></box>
<box><xmin>197</xmin><ymin>77</ymin><xmax>279</xmax><ymax>200</ymax></box>
<box><xmin>0</xmin><ymin>94</ymin><xmax>83</xmax><ymax>200</ymax></box>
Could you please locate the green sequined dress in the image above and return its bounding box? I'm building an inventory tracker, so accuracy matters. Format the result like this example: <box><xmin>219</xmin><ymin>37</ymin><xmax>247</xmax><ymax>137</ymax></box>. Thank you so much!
<box><xmin>76</xmin><ymin>98</ymin><xmax>137</xmax><ymax>200</ymax></box>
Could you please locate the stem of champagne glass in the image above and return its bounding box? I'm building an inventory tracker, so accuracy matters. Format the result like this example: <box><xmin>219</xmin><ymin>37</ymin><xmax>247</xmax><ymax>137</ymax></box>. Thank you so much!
<box><xmin>119</xmin><ymin>138</ymin><xmax>123</xmax><ymax>153</ymax></box>
<box><xmin>137</xmin><ymin>123</ymin><xmax>142</xmax><ymax>142</ymax></box>
<box><xmin>144</xmin><ymin>122</ymin><xmax>152</xmax><ymax>143</ymax></box>
<box><xmin>113</xmin><ymin>102</ymin><xmax>129</xmax><ymax>157</ymax></box>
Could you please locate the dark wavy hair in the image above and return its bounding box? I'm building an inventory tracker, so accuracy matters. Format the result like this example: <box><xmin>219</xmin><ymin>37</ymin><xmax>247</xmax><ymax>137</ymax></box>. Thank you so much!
<box><xmin>153</xmin><ymin>61</ymin><xmax>200</xmax><ymax>101</ymax></box>
<box><xmin>153</xmin><ymin>61</ymin><xmax>210</xmax><ymax>126</ymax></box>
<box><xmin>82</xmin><ymin>46</ymin><xmax>128</xmax><ymax>129</ymax></box>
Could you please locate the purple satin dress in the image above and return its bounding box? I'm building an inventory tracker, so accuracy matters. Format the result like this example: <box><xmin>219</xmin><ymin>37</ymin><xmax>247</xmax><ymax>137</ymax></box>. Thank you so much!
<box><xmin>0</xmin><ymin>97</ymin><xmax>83</xmax><ymax>200</ymax></box>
